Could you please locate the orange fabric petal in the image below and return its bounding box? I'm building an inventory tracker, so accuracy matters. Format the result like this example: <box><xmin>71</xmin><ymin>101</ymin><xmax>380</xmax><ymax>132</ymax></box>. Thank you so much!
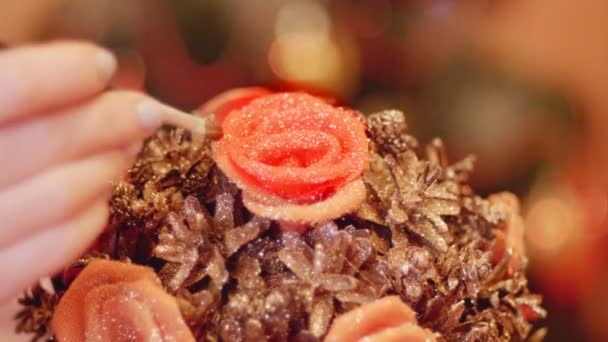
<box><xmin>489</xmin><ymin>192</ymin><xmax>525</xmax><ymax>275</ymax></box>
<box><xmin>325</xmin><ymin>296</ymin><xmax>436</xmax><ymax>342</ymax></box>
<box><xmin>242</xmin><ymin>178</ymin><xmax>366</xmax><ymax>225</ymax></box>
<box><xmin>214</xmin><ymin>92</ymin><xmax>369</xmax><ymax>204</ymax></box>
<box><xmin>362</xmin><ymin>323</ymin><xmax>437</xmax><ymax>342</ymax></box>
<box><xmin>196</xmin><ymin>87</ymin><xmax>272</xmax><ymax>124</ymax></box>
<box><xmin>52</xmin><ymin>259</ymin><xmax>194</xmax><ymax>342</ymax></box>
<box><xmin>84</xmin><ymin>281</ymin><xmax>165</xmax><ymax>341</ymax></box>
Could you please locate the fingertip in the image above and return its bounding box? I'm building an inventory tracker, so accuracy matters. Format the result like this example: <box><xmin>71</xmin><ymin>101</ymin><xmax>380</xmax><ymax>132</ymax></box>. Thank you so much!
<box><xmin>60</xmin><ymin>90</ymin><xmax>159</xmax><ymax>158</ymax></box>
<box><xmin>59</xmin><ymin>41</ymin><xmax>118</xmax><ymax>89</ymax></box>
<box><xmin>0</xmin><ymin>41</ymin><xmax>119</xmax><ymax>124</ymax></box>
<box><xmin>37</xmin><ymin>41</ymin><xmax>117</xmax><ymax>85</ymax></box>
<box><xmin>136</xmin><ymin>99</ymin><xmax>163</xmax><ymax>131</ymax></box>
<box><xmin>98</xmin><ymin>90</ymin><xmax>164</xmax><ymax>140</ymax></box>
<box><xmin>95</xmin><ymin>49</ymin><xmax>118</xmax><ymax>84</ymax></box>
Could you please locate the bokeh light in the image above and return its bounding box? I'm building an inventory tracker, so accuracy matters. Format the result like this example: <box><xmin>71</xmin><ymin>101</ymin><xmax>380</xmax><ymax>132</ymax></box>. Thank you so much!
<box><xmin>268</xmin><ymin>0</ymin><xmax>359</xmax><ymax>98</ymax></box>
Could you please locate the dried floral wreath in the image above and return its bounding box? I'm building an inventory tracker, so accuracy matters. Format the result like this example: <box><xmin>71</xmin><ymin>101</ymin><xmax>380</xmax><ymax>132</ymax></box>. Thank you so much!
<box><xmin>15</xmin><ymin>89</ymin><xmax>545</xmax><ymax>342</ymax></box>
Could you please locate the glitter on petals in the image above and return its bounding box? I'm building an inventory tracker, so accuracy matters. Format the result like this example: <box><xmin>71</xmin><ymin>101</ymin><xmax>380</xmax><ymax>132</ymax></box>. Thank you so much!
<box><xmin>212</xmin><ymin>92</ymin><xmax>369</xmax><ymax>225</ymax></box>
<box><xmin>197</xmin><ymin>87</ymin><xmax>273</xmax><ymax>124</ymax></box>
<box><xmin>52</xmin><ymin>259</ymin><xmax>194</xmax><ymax>342</ymax></box>
<box><xmin>325</xmin><ymin>296</ymin><xmax>437</xmax><ymax>342</ymax></box>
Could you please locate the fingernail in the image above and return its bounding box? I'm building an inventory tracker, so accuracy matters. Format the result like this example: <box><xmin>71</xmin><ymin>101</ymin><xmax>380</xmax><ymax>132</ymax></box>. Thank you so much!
<box><xmin>136</xmin><ymin>100</ymin><xmax>163</xmax><ymax>131</ymax></box>
<box><xmin>96</xmin><ymin>49</ymin><xmax>118</xmax><ymax>82</ymax></box>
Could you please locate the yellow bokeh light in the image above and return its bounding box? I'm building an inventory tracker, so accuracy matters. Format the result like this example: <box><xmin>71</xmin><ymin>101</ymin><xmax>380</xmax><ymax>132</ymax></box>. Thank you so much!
<box><xmin>269</xmin><ymin>1</ymin><xmax>359</xmax><ymax>98</ymax></box>
<box><xmin>526</xmin><ymin>197</ymin><xmax>580</xmax><ymax>253</ymax></box>
<box><xmin>275</xmin><ymin>0</ymin><xmax>331</xmax><ymax>37</ymax></box>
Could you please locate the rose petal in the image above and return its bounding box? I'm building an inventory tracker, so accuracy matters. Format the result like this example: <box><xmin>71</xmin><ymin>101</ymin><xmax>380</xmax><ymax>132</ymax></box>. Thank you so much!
<box><xmin>489</xmin><ymin>192</ymin><xmax>525</xmax><ymax>274</ymax></box>
<box><xmin>52</xmin><ymin>259</ymin><xmax>194</xmax><ymax>342</ymax></box>
<box><xmin>361</xmin><ymin>322</ymin><xmax>437</xmax><ymax>342</ymax></box>
<box><xmin>196</xmin><ymin>87</ymin><xmax>272</xmax><ymax>124</ymax></box>
<box><xmin>242</xmin><ymin>178</ymin><xmax>366</xmax><ymax>224</ymax></box>
<box><xmin>325</xmin><ymin>296</ymin><xmax>426</xmax><ymax>342</ymax></box>
<box><xmin>214</xmin><ymin>92</ymin><xmax>369</xmax><ymax>203</ymax></box>
<box><xmin>84</xmin><ymin>280</ymin><xmax>186</xmax><ymax>342</ymax></box>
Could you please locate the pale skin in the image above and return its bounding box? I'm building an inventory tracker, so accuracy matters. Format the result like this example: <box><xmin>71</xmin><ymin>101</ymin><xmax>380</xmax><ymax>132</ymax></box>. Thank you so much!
<box><xmin>0</xmin><ymin>41</ymin><xmax>172</xmax><ymax>302</ymax></box>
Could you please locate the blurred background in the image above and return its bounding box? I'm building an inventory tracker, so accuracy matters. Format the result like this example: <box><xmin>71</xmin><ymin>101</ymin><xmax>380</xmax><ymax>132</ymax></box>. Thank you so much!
<box><xmin>1</xmin><ymin>0</ymin><xmax>608</xmax><ymax>341</ymax></box>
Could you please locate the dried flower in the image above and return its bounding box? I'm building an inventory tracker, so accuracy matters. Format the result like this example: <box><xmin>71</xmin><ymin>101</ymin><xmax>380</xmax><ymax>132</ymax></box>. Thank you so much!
<box><xmin>16</xmin><ymin>101</ymin><xmax>544</xmax><ymax>342</ymax></box>
<box><xmin>154</xmin><ymin>196</ymin><xmax>219</xmax><ymax>292</ymax></box>
<box><xmin>15</xmin><ymin>282</ymin><xmax>60</xmax><ymax>342</ymax></box>
<box><xmin>360</xmin><ymin>114</ymin><xmax>461</xmax><ymax>252</ymax></box>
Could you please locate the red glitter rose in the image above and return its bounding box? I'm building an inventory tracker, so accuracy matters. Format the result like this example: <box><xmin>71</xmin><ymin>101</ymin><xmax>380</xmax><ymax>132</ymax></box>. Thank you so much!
<box><xmin>212</xmin><ymin>92</ymin><xmax>369</xmax><ymax>224</ymax></box>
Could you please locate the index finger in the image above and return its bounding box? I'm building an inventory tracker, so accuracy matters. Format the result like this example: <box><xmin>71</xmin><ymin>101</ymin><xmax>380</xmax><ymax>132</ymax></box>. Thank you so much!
<box><xmin>0</xmin><ymin>41</ymin><xmax>117</xmax><ymax>125</ymax></box>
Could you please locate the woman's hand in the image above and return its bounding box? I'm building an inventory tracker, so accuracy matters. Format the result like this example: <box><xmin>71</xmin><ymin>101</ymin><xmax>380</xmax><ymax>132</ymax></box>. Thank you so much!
<box><xmin>0</xmin><ymin>41</ymin><xmax>166</xmax><ymax>302</ymax></box>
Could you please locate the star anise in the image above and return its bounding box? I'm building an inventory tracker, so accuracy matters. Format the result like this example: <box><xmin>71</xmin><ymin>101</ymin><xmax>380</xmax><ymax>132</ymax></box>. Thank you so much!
<box><xmin>15</xmin><ymin>283</ymin><xmax>60</xmax><ymax>342</ymax></box>
<box><xmin>176</xmin><ymin>289</ymin><xmax>220</xmax><ymax>340</ymax></box>
<box><xmin>366</xmin><ymin>110</ymin><xmax>418</xmax><ymax>156</ymax></box>
<box><xmin>360</xmin><ymin>150</ymin><xmax>460</xmax><ymax>252</ymax></box>
<box><xmin>219</xmin><ymin>284</ymin><xmax>312</xmax><ymax>342</ymax></box>
<box><xmin>154</xmin><ymin>196</ymin><xmax>221</xmax><ymax>292</ymax></box>
<box><xmin>129</xmin><ymin>128</ymin><xmax>215</xmax><ymax>197</ymax></box>
<box><xmin>275</xmin><ymin>222</ymin><xmax>394</xmax><ymax>336</ymax></box>
<box><xmin>387</xmin><ymin>244</ymin><xmax>438</xmax><ymax>304</ymax></box>
<box><xmin>214</xmin><ymin>188</ymin><xmax>271</xmax><ymax>256</ymax></box>
<box><xmin>482</xmin><ymin>270</ymin><xmax>547</xmax><ymax>327</ymax></box>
